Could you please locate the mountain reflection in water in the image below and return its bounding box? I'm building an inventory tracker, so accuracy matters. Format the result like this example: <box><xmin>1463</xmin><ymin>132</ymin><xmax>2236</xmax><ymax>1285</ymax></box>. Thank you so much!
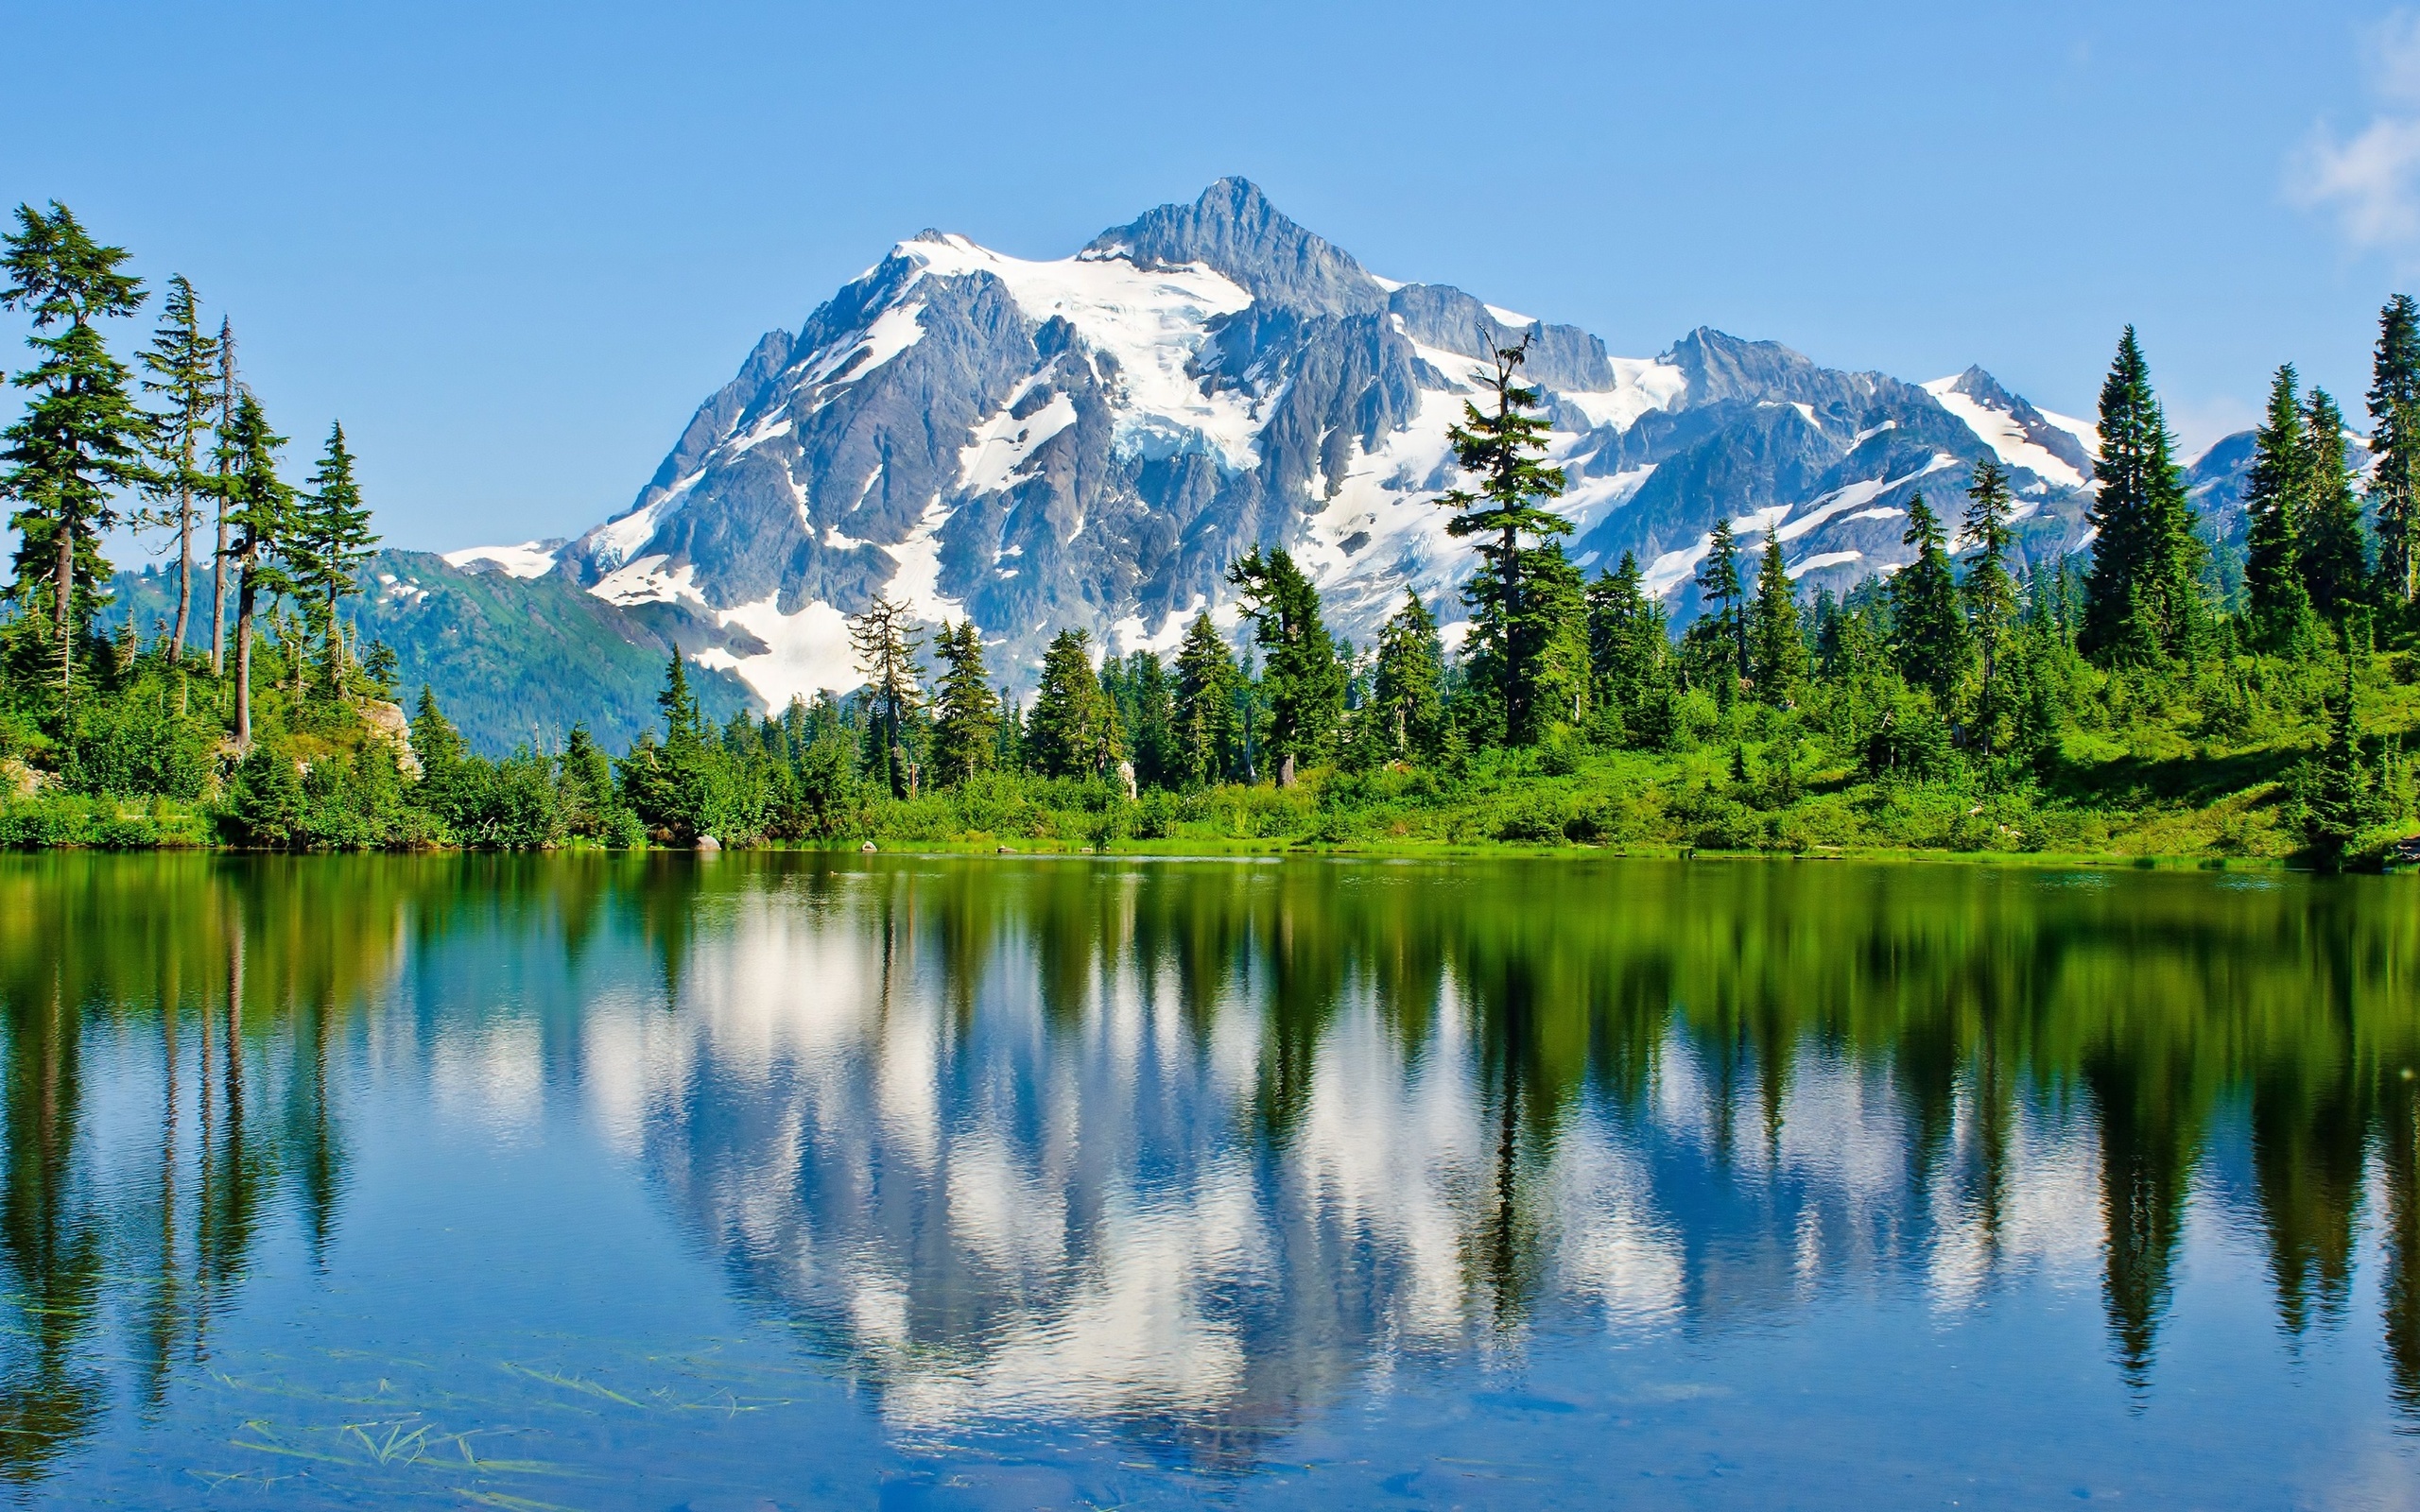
<box><xmin>2</xmin><ymin>852</ymin><xmax>2416</xmax><ymax>1503</ymax></box>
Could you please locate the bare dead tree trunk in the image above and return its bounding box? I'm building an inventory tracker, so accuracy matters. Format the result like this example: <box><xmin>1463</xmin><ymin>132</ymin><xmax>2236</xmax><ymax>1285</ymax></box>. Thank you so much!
<box><xmin>233</xmin><ymin>567</ymin><xmax>256</xmax><ymax>751</ymax></box>
<box><xmin>54</xmin><ymin>524</ymin><xmax>73</xmax><ymax>694</ymax></box>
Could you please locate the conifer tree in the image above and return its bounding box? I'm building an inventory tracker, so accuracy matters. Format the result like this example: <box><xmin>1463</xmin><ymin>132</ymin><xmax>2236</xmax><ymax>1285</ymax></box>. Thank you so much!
<box><xmin>0</xmin><ymin>201</ymin><xmax>150</xmax><ymax>694</ymax></box>
<box><xmin>1171</xmin><ymin>611</ymin><xmax>1241</xmax><ymax>786</ymax></box>
<box><xmin>1748</xmin><ymin>534</ymin><xmax>1806</xmax><ymax>705</ymax></box>
<box><xmin>211</xmin><ymin>318</ymin><xmax>235</xmax><ymax>674</ymax></box>
<box><xmin>1696</xmin><ymin>516</ymin><xmax>1746</xmax><ymax>682</ymax></box>
<box><xmin>1102</xmin><ymin>649</ymin><xmax>1177</xmax><ymax>788</ymax></box>
<box><xmin>2306</xmin><ymin>657</ymin><xmax>2369</xmax><ymax>869</ymax></box>
<box><xmin>1962</xmin><ymin>459</ymin><xmax>2020</xmax><ymax>758</ymax></box>
<box><xmin>1024</xmin><ymin>628</ymin><xmax>1120</xmax><ymax>779</ymax></box>
<box><xmin>2366</xmin><ymin>294</ymin><xmax>2420</xmax><ymax>607</ymax></box>
<box><xmin>2081</xmin><ymin>327</ymin><xmax>2202</xmax><ymax>662</ymax></box>
<box><xmin>927</xmin><ymin>619</ymin><xmax>1000</xmax><ymax>784</ymax></box>
<box><xmin>136</xmin><ymin>274</ymin><xmax>217</xmax><ymax>660</ymax></box>
<box><xmin>1226</xmin><ymin>545</ymin><xmax>1343</xmax><ymax>783</ymax></box>
<box><xmin>1890</xmin><ymin>492</ymin><xmax>1968</xmax><ymax>699</ymax></box>
<box><xmin>219</xmin><ymin>392</ymin><xmax>294</xmax><ymax>750</ymax></box>
<box><xmin>1585</xmin><ymin>550</ymin><xmax>1669</xmax><ymax>726</ymax></box>
<box><xmin>1465</xmin><ymin>541</ymin><xmax>1589</xmax><ymax>739</ymax></box>
<box><xmin>1369</xmin><ymin>590</ymin><xmax>1444</xmax><ymax>762</ymax></box>
<box><xmin>846</xmin><ymin>594</ymin><xmax>924</xmax><ymax>798</ymax></box>
<box><xmin>2243</xmin><ymin>365</ymin><xmax>2317</xmax><ymax>651</ymax></box>
<box><xmin>2299</xmin><ymin>388</ymin><xmax>2370</xmax><ymax>622</ymax></box>
<box><xmin>293</xmin><ymin>422</ymin><xmax>378</xmax><ymax>689</ymax></box>
<box><xmin>409</xmin><ymin>683</ymin><xmax>467</xmax><ymax>786</ymax></box>
<box><xmin>1436</xmin><ymin>333</ymin><xmax>1570</xmax><ymax>741</ymax></box>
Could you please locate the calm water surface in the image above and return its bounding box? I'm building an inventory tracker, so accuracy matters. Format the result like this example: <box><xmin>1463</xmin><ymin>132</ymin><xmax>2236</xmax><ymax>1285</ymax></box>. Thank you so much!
<box><xmin>3</xmin><ymin>852</ymin><xmax>2417</xmax><ymax>1508</ymax></box>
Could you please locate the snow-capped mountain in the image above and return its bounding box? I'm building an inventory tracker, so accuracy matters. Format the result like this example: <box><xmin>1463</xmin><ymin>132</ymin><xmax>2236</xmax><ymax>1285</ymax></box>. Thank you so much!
<box><xmin>462</xmin><ymin>179</ymin><xmax>2115</xmax><ymax>708</ymax></box>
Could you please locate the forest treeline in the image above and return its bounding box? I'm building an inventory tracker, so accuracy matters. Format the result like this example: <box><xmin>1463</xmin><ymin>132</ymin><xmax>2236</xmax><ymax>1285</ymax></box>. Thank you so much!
<box><xmin>5</xmin><ymin>200</ymin><xmax>2419</xmax><ymax>863</ymax></box>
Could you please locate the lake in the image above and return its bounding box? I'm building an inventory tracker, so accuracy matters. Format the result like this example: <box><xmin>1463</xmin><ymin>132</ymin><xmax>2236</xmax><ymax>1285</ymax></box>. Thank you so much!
<box><xmin>1</xmin><ymin>852</ymin><xmax>2415</xmax><ymax>1508</ymax></box>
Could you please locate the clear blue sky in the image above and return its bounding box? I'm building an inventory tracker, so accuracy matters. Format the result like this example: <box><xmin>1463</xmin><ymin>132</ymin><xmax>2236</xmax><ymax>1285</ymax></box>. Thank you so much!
<box><xmin>8</xmin><ymin>0</ymin><xmax>2419</xmax><ymax>553</ymax></box>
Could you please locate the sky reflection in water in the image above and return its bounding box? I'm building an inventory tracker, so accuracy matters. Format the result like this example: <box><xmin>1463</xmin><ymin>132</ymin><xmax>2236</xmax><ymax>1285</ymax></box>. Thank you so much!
<box><xmin>2</xmin><ymin>852</ymin><xmax>2417</xmax><ymax>1508</ymax></box>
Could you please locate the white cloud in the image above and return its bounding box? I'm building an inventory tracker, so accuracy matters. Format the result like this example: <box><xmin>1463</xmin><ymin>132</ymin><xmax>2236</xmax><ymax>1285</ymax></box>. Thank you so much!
<box><xmin>2290</xmin><ymin>10</ymin><xmax>2420</xmax><ymax>250</ymax></box>
<box><xmin>2369</xmin><ymin>9</ymin><xmax>2420</xmax><ymax>104</ymax></box>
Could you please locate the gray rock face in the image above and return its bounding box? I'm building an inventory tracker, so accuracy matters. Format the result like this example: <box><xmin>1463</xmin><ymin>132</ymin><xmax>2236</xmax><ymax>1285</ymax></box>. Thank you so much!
<box><xmin>1083</xmin><ymin>175</ymin><xmax>1386</xmax><ymax>317</ymax></box>
<box><xmin>527</xmin><ymin>180</ymin><xmax>2168</xmax><ymax>708</ymax></box>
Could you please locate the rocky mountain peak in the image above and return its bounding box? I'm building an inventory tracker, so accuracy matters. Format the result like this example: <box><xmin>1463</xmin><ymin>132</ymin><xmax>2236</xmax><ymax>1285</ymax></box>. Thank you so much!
<box><xmin>1082</xmin><ymin>178</ymin><xmax>1386</xmax><ymax>318</ymax></box>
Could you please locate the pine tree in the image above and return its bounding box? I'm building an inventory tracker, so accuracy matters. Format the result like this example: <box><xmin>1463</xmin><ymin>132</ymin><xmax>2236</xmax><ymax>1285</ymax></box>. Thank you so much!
<box><xmin>2244</xmin><ymin>366</ymin><xmax>2317</xmax><ymax>652</ymax></box>
<box><xmin>1696</xmin><ymin>516</ymin><xmax>1746</xmax><ymax>684</ymax></box>
<box><xmin>2366</xmin><ymin>294</ymin><xmax>2420</xmax><ymax>607</ymax></box>
<box><xmin>2081</xmin><ymin>327</ymin><xmax>2203</xmax><ymax>663</ymax></box>
<box><xmin>1102</xmin><ymin>649</ymin><xmax>1177</xmax><ymax>788</ymax></box>
<box><xmin>1436</xmin><ymin>333</ymin><xmax>1570</xmax><ymax>742</ymax></box>
<box><xmin>1024</xmin><ymin>628</ymin><xmax>1120</xmax><ymax>779</ymax></box>
<box><xmin>2306</xmin><ymin>656</ymin><xmax>2369</xmax><ymax>869</ymax></box>
<box><xmin>410</xmin><ymin>682</ymin><xmax>466</xmax><ymax>777</ymax></box>
<box><xmin>1369</xmin><ymin>590</ymin><xmax>1445</xmax><ymax>763</ymax></box>
<box><xmin>2300</xmin><ymin>388</ymin><xmax>2370</xmax><ymax>622</ymax></box>
<box><xmin>846</xmin><ymin>594</ymin><xmax>924</xmax><ymax>798</ymax></box>
<box><xmin>211</xmin><ymin>318</ymin><xmax>235</xmax><ymax>675</ymax></box>
<box><xmin>219</xmin><ymin>392</ymin><xmax>294</xmax><ymax>750</ymax></box>
<box><xmin>926</xmin><ymin>620</ymin><xmax>1000</xmax><ymax>784</ymax></box>
<box><xmin>1171</xmin><ymin>611</ymin><xmax>1241</xmax><ymax>786</ymax></box>
<box><xmin>1466</xmin><ymin>541</ymin><xmax>1589</xmax><ymax>740</ymax></box>
<box><xmin>1226</xmin><ymin>545</ymin><xmax>1343</xmax><ymax>783</ymax></box>
<box><xmin>1748</xmin><ymin>534</ymin><xmax>1806</xmax><ymax>705</ymax></box>
<box><xmin>0</xmin><ymin>201</ymin><xmax>150</xmax><ymax>695</ymax></box>
<box><xmin>293</xmin><ymin>422</ymin><xmax>378</xmax><ymax>690</ymax></box>
<box><xmin>136</xmin><ymin>274</ymin><xmax>217</xmax><ymax>660</ymax></box>
<box><xmin>1585</xmin><ymin>550</ymin><xmax>1669</xmax><ymax>730</ymax></box>
<box><xmin>1890</xmin><ymin>492</ymin><xmax>1968</xmax><ymax>700</ymax></box>
<box><xmin>1962</xmin><ymin>459</ymin><xmax>2020</xmax><ymax>759</ymax></box>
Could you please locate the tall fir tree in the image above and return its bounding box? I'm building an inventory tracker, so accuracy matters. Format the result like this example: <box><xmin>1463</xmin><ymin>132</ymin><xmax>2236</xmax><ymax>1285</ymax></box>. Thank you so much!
<box><xmin>136</xmin><ymin>273</ymin><xmax>217</xmax><ymax>660</ymax></box>
<box><xmin>2081</xmin><ymin>327</ymin><xmax>2203</xmax><ymax>663</ymax></box>
<box><xmin>1465</xmin><ymin>541</ymin><xmax>1589</xmax><ymax>740</ymax></box>
<box><xmin>218</xmin><ymin>392</ymin><xmax>294</xmax><ymax>750</ymax></box>
<box><xmin>0</xmin><ymin>201</ymin><xmax>150</xmax><ymax>695</ymax></box>
<box><xmin>1962</xmin><ymin>459</ymin><xmax>2020</xmax><ymax>758</ymax></box>
<box><xmin>1436</xmin><ymin>333</ymin><xmax>1570</xmax><ymax>742</ymax></box>
<box><xmin>1171</xmin><ymin>610</ymin><xmax>1242</xmax><ymax>786</ymax></box>
<box><xmin>2243</xmin><ymin>365</ymin><xmax>2318</xmax><ymax>651</ymax></box>
<box><xmin>1369</xmin><ymin>591</ymin><xmax>1444</xmax><ymax>763</ymax></box>
<box><xmin>293</xmin><ymin>421</ymin><xmax>378</xmax><ymax>689</ymax></box>
<box><xmin>1226</xmin><ymin>544</ymin><xmax>1343</xmax><ymax>783</ymax></box>
<box><xmin>926</xmin><ymin>619</ymin><xmax>1000</xmax><ymax>785</ymax></box>
<box><xmin>2299</xmin><ymin>388</ymin><xmax>2370</xmax><ymax>622</ymax></box>
<box><xmin>409</xmin><ymin>682</ymin><xmax>465</xmax><ymax>777</ymax></box>
<box><xmin>1890</xmin><ymin>491</ymin><xmax>1969</xmax><ymax>700</ymax></box>
<box><xmin>846</xmin><ymin>595</ymin><xmax>924</xmax><ymax>798</ymax></box>
<box><xmin>2365</xmin><ymin>293</ymin><xmax>2420</xmax><ymax>607</ymax></box>
<box><xmin>1696</xmin><ymin>516</ymin><xmax>1747</xmax><ymax>683</ymax></box>
<box><xmin>1585</xmin><ymin>550</ymin><xmax>1669</xmax><ymax>728</ymax></box>
<box><xmin>1748</xmin><ymin>534</ymin><xmax>1806</xmax><ymax>705</ymax></box>
<box><xmin>1101</xmin><ymin>649</ymin><xmax>1177</xmax><ymax>789</ymax></box>
<box><xmin>2305</xmin><ymin>655</ymin><xmax>2370</xmax><ymax>869</ymax></box>
<box><xmin>211</xmin><ymin>318</ymin><xmax>236</xmax><ymax>674</ymax></box>
<box><xmin>1024</xmin><ymin>628</ymin><xmax>1120</xmax><ymax>779</ymax></box>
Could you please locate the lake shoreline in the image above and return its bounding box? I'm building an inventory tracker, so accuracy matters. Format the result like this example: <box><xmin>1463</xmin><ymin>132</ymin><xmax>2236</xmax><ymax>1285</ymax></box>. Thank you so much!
<box><xmin>0</xmin><ymin>825</ymin><xmax>2382</xmax><ymax>874</ymax></box>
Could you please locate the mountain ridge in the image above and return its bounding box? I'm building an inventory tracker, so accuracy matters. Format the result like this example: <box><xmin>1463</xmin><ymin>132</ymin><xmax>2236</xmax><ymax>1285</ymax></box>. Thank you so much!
<box><xmin>445</xmin><ymin>179</ymin><xmax>2237</xmax><ymax>715</ymax></box>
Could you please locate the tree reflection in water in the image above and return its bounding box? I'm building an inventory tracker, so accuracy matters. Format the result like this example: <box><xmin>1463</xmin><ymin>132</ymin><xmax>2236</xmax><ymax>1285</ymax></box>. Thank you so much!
<box><xmin>0</xmin><ymin>853</ymin><xmax>2413</xmax><ymax>1488</ymax></box>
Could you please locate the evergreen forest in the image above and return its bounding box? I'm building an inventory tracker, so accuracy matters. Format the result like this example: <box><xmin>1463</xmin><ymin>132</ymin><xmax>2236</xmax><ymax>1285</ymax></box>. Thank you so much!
<box><xmin>7</xmin><ymin>200</ymin><xmax>2420</xmax><ymax>868</ymax></box>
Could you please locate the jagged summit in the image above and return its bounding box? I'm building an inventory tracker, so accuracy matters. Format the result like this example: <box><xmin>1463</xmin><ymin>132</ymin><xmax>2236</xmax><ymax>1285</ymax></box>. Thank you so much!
<box><xmin>1081</xmin><ymin>177</ymin><xmax>1385</xmax><ymax>318</ymax></box>
<box><xmin>466</xmin><ymin>181</ymin><xmax>2120</xmax><ymax>710</ymax></box>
